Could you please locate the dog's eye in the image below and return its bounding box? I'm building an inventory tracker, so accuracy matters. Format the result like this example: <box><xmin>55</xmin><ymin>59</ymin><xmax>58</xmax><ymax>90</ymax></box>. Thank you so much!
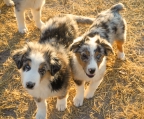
<box><xmin>23</xmin><ymin>64</ymin><xmax>31</xmax><ymax>71</ymax></box>
<box><xmin>96</xmin><ymin>54</ymin><xmax>102</xmax><ymax>61</ymax></box>
<box><xmin>81</xmin><ymin>53</ymin><xmax>89</xmax><ymax>61</ymax></box>
<box><xmin>39</xmin><ymin>68</ymin><xmax>46</xmax><ymax>76</ymax></box>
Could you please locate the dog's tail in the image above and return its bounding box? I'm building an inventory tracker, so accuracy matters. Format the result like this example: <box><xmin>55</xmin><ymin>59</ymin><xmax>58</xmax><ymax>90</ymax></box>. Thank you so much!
<box><xmin>110</xmin><ymin>3</ymin><xmax>125</xmax><ymax>12</ymax></box>
<box><xmin>65</xmin><ymin>14</ymin><xmax>95</xmax><ymax>24</ymax></box>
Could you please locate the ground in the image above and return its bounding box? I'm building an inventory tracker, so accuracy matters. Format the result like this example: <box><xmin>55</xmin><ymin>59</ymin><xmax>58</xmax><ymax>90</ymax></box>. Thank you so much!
<box><xmin>0</xmin><ymin>0</ymin><xmax>144</xmax><ymax>119</ymax></box>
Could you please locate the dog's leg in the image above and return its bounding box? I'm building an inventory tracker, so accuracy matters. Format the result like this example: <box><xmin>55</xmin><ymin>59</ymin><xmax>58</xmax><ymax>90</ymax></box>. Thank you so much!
<box><xmin>15</xmin><ymin>9</ymin><xmax>28</xmax><ymax>33</ymax></box>
<box><xmin>4</xmin><ymin>0</ymin><xmax>14</xmax><ymax>6</ymax></box>
<box><xmin>56</xmin><ymin>95</ymin><xmax>68</xmax><ymax>111</ymax></box>
<box><xmin>31</xmin><ymin>8</ymin><xmax>45</xmax><ymax>30</ymax></box>
<box><xmin>73</xmin><ymin>80</ymin><xmax>85</xmax><ymax>107</ymax></box>
<box><xmin>116</xmin><ymin>40</ymin><xmax>125</xmax><ymax>60</ymax></box>
<box><xmin>85</xmin><ymin>78</ymin><xmax>103</xmax><ymax>99</ymax></box>
<box><xmin>35</xmin><ymin>99</ymin><xmax>47</xmax><ymax>119</ymax></box>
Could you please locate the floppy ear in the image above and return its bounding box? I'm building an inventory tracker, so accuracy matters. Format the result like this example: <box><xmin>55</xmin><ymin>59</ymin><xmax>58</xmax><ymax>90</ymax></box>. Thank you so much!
<box><xmin>50</xmin><ymin>57</ymin><xmax>61</xmax><ymax>76</ymax></box>
<box><xmin>12</xmin><ymin>45</ymin><xmax>30</xmax><ymax>69</ymax></box>
<box><xmin>96</xmin><ymin>39</ymin><xmax>114</xmax><ymax>56</ymax></box>
<box><xmin>12</xmin><ymin>50</ymin><xmax>25</xmax><ymax>69</ymax></box>
<box><xmin>69</xmin><ymin>38</ymin><xmax>84</xmax><ymax>53</ymax></box>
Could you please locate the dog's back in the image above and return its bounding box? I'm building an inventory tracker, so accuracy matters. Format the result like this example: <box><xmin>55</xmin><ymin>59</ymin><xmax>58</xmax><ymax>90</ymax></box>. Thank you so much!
<box><xmin>87</xmin><ymin>3</ymin><xmax>126</xmax><ymax>44</ymax></box>
<box><xmin>39</xmin><ymin>15</ymin><xmax>78</xmax><ymax>48</ymax></box>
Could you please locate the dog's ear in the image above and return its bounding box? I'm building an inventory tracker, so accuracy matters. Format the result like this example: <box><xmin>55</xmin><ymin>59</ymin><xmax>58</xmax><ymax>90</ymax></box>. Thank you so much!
<box><xmin>12</xmin><ymin>50</ymin><xmax>26</xmax><ymax>69</ymax></box>
<box><xmin>69</xmin><ymin>37</ymin><xmax>85</xmax><ymax>53</ymax></box>
<box><xmin>50</xmin><ymin>57</ymin><xmax>61</xmax><ymax>76</ymax></box>
<box><xmin>96</xmin><ymin>39</ymin><xmax>114</xmax><ymax>56</ymax></box>
<box><xmin>12</xmin><ymin>45</ymin><xmax>30</xmax><ymax>69</ymax></box>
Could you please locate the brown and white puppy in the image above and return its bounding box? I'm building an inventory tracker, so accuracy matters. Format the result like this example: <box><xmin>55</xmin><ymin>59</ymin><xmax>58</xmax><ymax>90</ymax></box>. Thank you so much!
<box><xmin>69</xmin><ymin>3</ymin><xmax>127</xmax><ymax>107</ymax></box>
<box><xmin>12</xmin><ymin>14</ymin><xmax>95</xmax><ymax>119</ymax></box>
<box><xmin>8</xmin><ymin>0</ymin><xmax>45</xmax><ymax>33</ymax></box>
<box><xmin>12</xmin><ymin>42</ymin><xmax>71</xmax><ymax>119</ymax></box>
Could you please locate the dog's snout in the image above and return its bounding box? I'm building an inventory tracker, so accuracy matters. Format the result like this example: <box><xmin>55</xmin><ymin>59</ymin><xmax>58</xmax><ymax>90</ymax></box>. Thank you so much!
<box><xmin>26</xmin><ymin>82</ymin><xmax>35</xmax><ymax>89</ymax></box>
<box><xmin>88</xmin><ymin>68</ymin><xmax>96</xmax><ymax>74</ymax></box>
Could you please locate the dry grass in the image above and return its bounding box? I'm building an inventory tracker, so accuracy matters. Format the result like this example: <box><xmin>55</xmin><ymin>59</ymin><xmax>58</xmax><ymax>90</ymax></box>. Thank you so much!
<box><xmin>0</xmin><ymin>0</ymin><xmax>144</xmax><ymax>119</ymax></box>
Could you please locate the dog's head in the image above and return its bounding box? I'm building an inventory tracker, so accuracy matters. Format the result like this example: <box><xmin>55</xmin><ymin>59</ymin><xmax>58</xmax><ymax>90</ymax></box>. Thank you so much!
<box><xmin>70</xmin><ymin>35</ymin><xmax>113</xmax><ymax>78</ymax></box>
<box><xmin>12</xmin><ymin>42</ymin><xmax>61</xmax><ymax>90</ymax></box>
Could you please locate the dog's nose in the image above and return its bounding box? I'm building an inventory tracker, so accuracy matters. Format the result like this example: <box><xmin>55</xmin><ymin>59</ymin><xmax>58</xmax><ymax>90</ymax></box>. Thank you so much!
<box><xmin>88</xmin><ymin>68</ymin><xmax>96</xmax><ymax>74</ymax></box>
<box><xmin>26</xmin><ymin>82</ymin><xmax>35</xmax><ymax>89</ymax></box>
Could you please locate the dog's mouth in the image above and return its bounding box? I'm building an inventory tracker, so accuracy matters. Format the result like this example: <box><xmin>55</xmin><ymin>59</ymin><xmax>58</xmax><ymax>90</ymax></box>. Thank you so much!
<box><xmin>86</xmin><ymin>73</ymin><xmax>95</xmax><ymax>78</ymax></box>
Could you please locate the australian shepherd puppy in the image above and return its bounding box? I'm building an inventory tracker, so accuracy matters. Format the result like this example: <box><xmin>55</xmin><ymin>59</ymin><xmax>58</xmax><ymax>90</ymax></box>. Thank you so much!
<box><xmin>6</xmin><ymin>0</ymin><xmax>45</xmax><ymax>33</ymax></box>
<box><xmin>12</xmin><ymin>14</ymin><xmax>94</xmax><ymax>119</ymax></box>
<box><xmin>69</xmin><ymin>3</ymin><xmax>127</xmax><ymax>107</ymax></box>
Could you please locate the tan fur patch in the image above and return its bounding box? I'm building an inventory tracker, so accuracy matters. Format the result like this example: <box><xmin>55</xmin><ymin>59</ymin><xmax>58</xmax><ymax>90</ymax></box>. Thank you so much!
<box><xmin>74</xmin><ymin>79</ymin><xmax>83</xmax><ymax>86</ymax></box>
<box><xmin>40</xmin><ymin>71</ymin><xmax>51</xmax><ymax>82</ymax></box>
<box><xmin>75</xmin><ymin>53</ymin><xmax>88</xmax><ymax>72</ymax></box>
<box><xmin>116</xmin><ymin>40</ymin><xmax>124</xmax><ymax>52</ymax></box>
<box><xmin>57</xmin><ymin>95</ymin><xmax>66</xmax><ymax>99</ymax></box>
<box><xmin>36</xmin><ymin>7</ymin><xmax>40</xmax><ymax>11</ymax></box>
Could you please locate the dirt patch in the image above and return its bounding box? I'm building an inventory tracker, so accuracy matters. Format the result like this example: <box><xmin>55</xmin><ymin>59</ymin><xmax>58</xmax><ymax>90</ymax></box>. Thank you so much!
<box><xmin>0</xmin><ymin>49</ymin><xmax>10</xmax><ymax>64</ymax></box>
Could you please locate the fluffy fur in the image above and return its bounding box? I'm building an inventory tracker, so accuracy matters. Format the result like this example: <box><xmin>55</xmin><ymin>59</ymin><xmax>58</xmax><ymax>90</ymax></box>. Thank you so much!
<box><xmin>12</xmin><ymin>42</ymin><xmax>71</xmax><ymax>119</ymax></box>
<box><xmin>10</xmin><ymin>0</ymin><xmax>45</xmax><ymax>33</ymax></box>
<box><xmin>39</xmin><ymin>14</ymin><xmax>95</xmax><ymax>47</ymax></box>
<box><xmin>69</xmin><ymin>3</ymin><xmax>127</xmax><ymax>107</ymax></box>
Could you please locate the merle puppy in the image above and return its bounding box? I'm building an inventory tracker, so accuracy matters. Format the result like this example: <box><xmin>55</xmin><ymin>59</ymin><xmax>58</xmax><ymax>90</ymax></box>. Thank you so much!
<box><xmin>69</xmin><ymin>3</ymin><xmax>127</xmax><ymax>107</ymax></box>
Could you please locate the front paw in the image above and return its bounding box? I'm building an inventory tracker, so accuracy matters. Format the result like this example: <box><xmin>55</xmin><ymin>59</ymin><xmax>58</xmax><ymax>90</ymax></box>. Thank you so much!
<box><xmin>18</xmin><ymin>27</ymin><xmax>28</xmax><ymax>33</ymax></box>
<box><xmin>73</xmin><ymin>96</ymin><xmax>83</xmax><ymax>107</ymax></box>
<box><xmin>117</xmin><ymin>52</ymin><xmax>125</xmax><ymax>60</ymax></box>
<box><xmin>36</xmin><ymin>112</ymin><xmax>46</xmax><ymax>119</ymax></box>
<box><xmin>56</xmin><ymin>98</ymin><xmax>67</xmax><ymax>111</ymax></box>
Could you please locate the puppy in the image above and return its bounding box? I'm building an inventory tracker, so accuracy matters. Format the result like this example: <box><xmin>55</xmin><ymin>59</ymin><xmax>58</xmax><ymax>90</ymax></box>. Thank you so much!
<box><xmin>4</xmin><ymin>0</ymin><xmax>14</xmax><ymax>6</ymax></box>
<box><xmin>69</xmin><ymin>3</ymin><xmax>127</xmax><ymax>107</ymax></box>
<box><xmin>12</xmin><ymin>42</ymin><xmax>71</xmax><ymax>119</ymax></box>
<box><xmin>10</xmin><ymin>0</ymin><xmax>45</xmax><ymax>33</ymax></box>
<box><xmin>12</xmin><ymin>14</ymin><xmax>94</xmax><ymax>119</ymax></box>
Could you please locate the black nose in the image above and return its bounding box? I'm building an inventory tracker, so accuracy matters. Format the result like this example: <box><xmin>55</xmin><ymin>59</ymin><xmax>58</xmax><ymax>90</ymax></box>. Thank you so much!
<box><xmin>88</xmin><ymin>68</ymin><xmax>95</xmax><ymax>74</ymax></box>
<box><xmin>26</xmin><ymin>82</ymin><xmax>35</xmax><ymax>89</ymax></box>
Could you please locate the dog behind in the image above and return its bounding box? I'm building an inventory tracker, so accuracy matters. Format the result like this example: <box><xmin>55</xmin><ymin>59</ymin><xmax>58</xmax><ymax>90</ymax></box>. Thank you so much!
<box><xmin>69</xmin><ymin>3</ymin><xmax>127</xmax><ymax>107</ymax></box>
<box><xmin>8</xmin><ymin>0</ymin><xmax>45</xmax><ymax>33</ymax></box>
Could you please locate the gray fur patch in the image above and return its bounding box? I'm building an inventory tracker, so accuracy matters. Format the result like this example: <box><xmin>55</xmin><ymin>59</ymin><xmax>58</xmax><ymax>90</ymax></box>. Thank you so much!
<box><xmin>86</xmin><ymin>3</ymin><xmax>126</xmax><ymax>44</ymax></box>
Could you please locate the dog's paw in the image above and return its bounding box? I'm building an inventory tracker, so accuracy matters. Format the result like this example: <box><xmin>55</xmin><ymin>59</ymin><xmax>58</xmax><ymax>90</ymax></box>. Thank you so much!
<box><xmin>19</xmin><ymin>28</ymin><xmax>28</xmax><ymax>34</ymax></box>
<box><xmin>36</xmin><ymin>112</ymin><xmax>46</xmax><ymax>119</ymax></box>
<box><xmin>4</xmin><ymin>0</ymin><xmax>14</xmax><ymax>6</ymax></box>
<box><xmin>56</xmin><ymin>98</ymin><xmax>67</xmax><ymax>111</ymax></box>
<box><xmin>117</xmin><ymin>52</ymin><xmax>125</xmax><ymax>60</ymax></box>
<box><xmin>73</xmin><ymin>96</ymin><xmax>83</xmax><ymax>107</ymax></box>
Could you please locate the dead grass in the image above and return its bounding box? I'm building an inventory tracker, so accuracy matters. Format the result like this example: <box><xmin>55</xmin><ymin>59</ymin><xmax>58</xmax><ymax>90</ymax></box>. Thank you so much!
<box><xmin>0</xmin><ymin>0</ymin><xmax>144</xmax><ymax>119</ymax></box>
